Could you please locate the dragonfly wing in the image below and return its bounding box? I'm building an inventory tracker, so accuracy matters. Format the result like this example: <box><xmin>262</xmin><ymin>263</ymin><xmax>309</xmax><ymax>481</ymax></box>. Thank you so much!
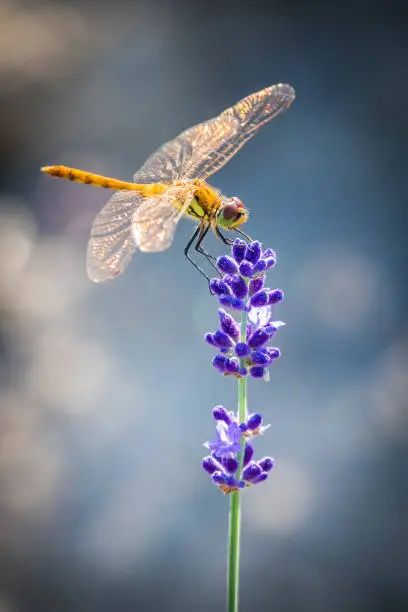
<box><xmin>133</xmin><ymin>83</ymin><xmax>295</xmax><ymax>182</ymax></box>
<box><xmin>132</xmin><ymin>185</ymin><xmax>194</xmax><ymax>252</ymax></box>
<box><xmin>186</xmin><ymin>83</ymin><xmax>295</xmax><ymax>179</ymax></box>
<box><xmin>133</xmin><ymin>117</ymin><xmax>238</xmax><ymax>183</ymax></box>
<box><xmin>86</xmin><ymin>190</ymin><xmax>145</xmax><ymax>282</ymax></box>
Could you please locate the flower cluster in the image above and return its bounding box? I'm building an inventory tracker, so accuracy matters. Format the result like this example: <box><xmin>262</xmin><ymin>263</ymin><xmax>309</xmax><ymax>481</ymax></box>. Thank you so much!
<box><xmin>202</xmin><ymin>405</ymin><xmax>274</xmax><ymax>494</ymax></box>
<box><xmin>205</xmin><ymin>239</ymin><xmax>284</xmax><ymax>380</ymax></box>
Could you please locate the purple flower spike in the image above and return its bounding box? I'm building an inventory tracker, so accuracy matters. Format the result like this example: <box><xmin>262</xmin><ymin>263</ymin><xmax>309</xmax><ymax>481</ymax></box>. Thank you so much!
<box><xmin>217</xmin><ymin>256</ymin><xmax>239</xmax><ymax>275</ymax></box>
<box><xmin>258</xmin><ymin>457</ymin><xmax>275</xmax><ymax>472</ymax></box>
<box><xmin>247</xmin><ymin>413</ymin><xmax>262</xmax><ymax>430</ymax></box>
<box><xmin>213</xmin><ymin>330</ymin><xmax>233</xmax><ymax>349</ymax></box>
<box><xmin>268</xmin><ymin>289</ymin><xmax>284</xmax><ymax>304</ymax></box>
<box><xmin>229</xmin><ymin>275</ymin><xmax>248</xmax><ymax>299</ymax></box>
<box><xmin>232</xmin><ymin>238</ymin><xmax>247</xmax><ymax>263</ymax></box>
<box><xmin>205</xmin><ymin>240</ymin><xmax>283</xmax><ymax>383</ymax></box>
<box><xmin>242</xmin><ymin>462</ymin><xmax>262</xmax><ymax>482</ymax></box>
<box><xmin>245</xmin><ymin>241</ymin><xmax>262</xmax><ymax>264</ymax></box>
<box><xmin>202</xmin><ymin>456</ymin><xmax>219</xmax><ymax>474</ymax></box>
<box><xmin>243</xmin><ymin>443</ymin><xmax>254</xmax><ymax>466</ymax></box>
<box><xmin>203</xmin><ymin>408</ymin><xmax>273</xmax><ymax>493</ymax></box>
<box><xmin>239</xmin><ymin>260</ymin><xmax>254</xmax><ymax>278</ymax></box>
<box><xmin>213</xmin><ymin>405</ymin><xmax>231</xmax><ymax>424</ymax></box>
<box><xmin>248</xmin><ymin>276</ymin><xmax>265</xmax><ymax>296</ymax></box>
<box><xmin>250</xmin><ymin>290</ymin><xmax>269</xmax><ymax>308</ymax></box>
<box><xmin>235</xmin><ymin>342</ymin><xmax>250</xmax><ymax>357</ymax></box>
<box><xmin>209</xmin><ymin>278</ymin><xmax>232</xmax><ymax>296</ymax></box>
<box><xmin>250</xmin><ymin>366</ymin><xmax>266</xmax><ymax>378</ymax></box>
<box><xmin>219</xmin><ymin>294</ymin><xmax>247</xmax><ymax>311</ymax></box>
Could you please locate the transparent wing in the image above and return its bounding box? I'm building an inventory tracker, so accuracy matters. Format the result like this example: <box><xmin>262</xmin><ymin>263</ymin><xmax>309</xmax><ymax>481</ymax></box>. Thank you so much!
<box><xmin>133</xmin><ymin>116</ymin><xmax>238</xmax><ymax>183</ymax></box>
<box><xmin>133</xmin><ymin>83</ymin><xmax>295</xmax><ymax>182</ymax></box>
<box><xmin>86</xmin><ymin>190</ymin><xmax>145</xmax><ymax>283</ymax></box>
<box><xmin>132</xmin><ymin>184</ymin><xmax>195</xmax><ymax>252</ymax></box>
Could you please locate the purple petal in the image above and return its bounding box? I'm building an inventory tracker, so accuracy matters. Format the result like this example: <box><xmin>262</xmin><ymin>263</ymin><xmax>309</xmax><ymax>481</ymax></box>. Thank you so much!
<box><xmin>222</xmin><ymin>456</ymin><xmax>239</xmax><ymax>474</ymax></box>
<box><xmin>219</xmin><ymin>294</ymin><xmax>247</xmax><ymax>311</ymax></box>
<box><xmin>248</xmin><ymin>276</ymin><xmax>265</xmax><ymax>296</ymax></box>
<box><xmin>248</xmin><ymin>328</ymin><xmax>270</xmax><ymax>349</ymax></box>
<box><xmin>230</xmin><ymin>275</ymin><xmax>248</xmax><ymax>299</ymax></box>
<box><xmin>213</xmin><ymin>329</ymin><xmax>233</xmax><ymax>348</ymax></box>
<box><xmin>202</xmin><ymin>456</ymin><xmax>219</xmax><ymax>474</ymax></box>
<box><xmin>232</xmin><ymin>238</ymin><xmax>247</xmax><ymax>263</ymax></box>
<box><xmin>209</xmin><ymin>278</ymin><xmax>232</xmax><ymax>296</ymax></box>
<box><xmin>268</xmin><ymin>289</ymin><xmax>284</xmax><ymax>304</ymax></box>
<box><xmin>218</xmin><ymin>309</ymin><xmax>240</xmax><ymax>339</ymax></box>
<box><xmin>250</xmin><ymin>366</ymin><xmax>266</xmax><ymax>378</ymax></box>
<box><xmin>243</xmin><ymin>443</ymin><xmax>254</xmax><ymax>466</ymax></box>
<box><xmin>250</xmin><ymin>290</ymin><xmax>269</xmax><ymax>307</ymax></box>
<box><xmin>212</xmin><ymin>405</ymin><xmax>231</xmax><ymax>424</ymax></box>
<box><xmin>239</xmin><ymin>260</ymin><xmax>254</xmax><ymax>278</ymax></box>
<box><xmin>258</xmin><ymin>457</ymin><xmax>275</xmax><ymax>472</ymax></box>
<box><xmin>245</xmin><ymin>241</ymin><xmax>262</xmax><ymax>264</ymax></box>
<box><xmin>242</xmin><ymin>462</ymin><xmax>262</xmax><ymax>482</ymax></box>
<box><xmin>212</xmin><ymin>354</ymin><xmax>227</xmax><ymax>373</ymax></box>
<box><xmin>217</xmin><ymin>256</ymin><xmax>239</xmax><ymax>275</ymax></box>
<box><xmin>247</xmin><ymin>413</ymin><xmax>262</xmax><ymax>430</ymax></box>
<box><xmin>235</xmin><ymin>342</ymin><xmax>250</xmax><ymax>357</ymax></box>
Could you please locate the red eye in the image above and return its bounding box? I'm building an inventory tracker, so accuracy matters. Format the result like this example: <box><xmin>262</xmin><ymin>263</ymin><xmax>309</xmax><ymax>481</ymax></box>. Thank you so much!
<box><xmin>232</xmin><ymin>196</ymin><xmax>244</xmax><ymax>210</ymax></box>
<box><xmin>222</xmin><ymin>202</ymin><xmax>239</xmax><ymax>220</ymax></box>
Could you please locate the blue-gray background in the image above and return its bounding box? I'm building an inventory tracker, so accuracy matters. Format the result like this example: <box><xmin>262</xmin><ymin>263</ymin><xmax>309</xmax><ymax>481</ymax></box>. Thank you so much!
<box><xmin>0</xmin><ymin>1</ymin><xmax>406</xmax><ymax>611</ymax></box>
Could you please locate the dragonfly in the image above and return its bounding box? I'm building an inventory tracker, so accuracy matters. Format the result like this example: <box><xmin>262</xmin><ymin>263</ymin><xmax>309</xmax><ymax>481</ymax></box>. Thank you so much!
<box><xmin>41</xmin><ymin>83</ymin><xmax>295</xmax><ymax>283</ymax></box>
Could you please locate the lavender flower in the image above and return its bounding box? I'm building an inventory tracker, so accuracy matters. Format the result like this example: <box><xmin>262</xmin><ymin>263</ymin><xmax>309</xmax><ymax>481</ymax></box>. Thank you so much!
<box><xmin>202</xmin><ymin>405</ymin><xmax>275</xmax><ymax>494</ymax></box>
<box><xmin>205</xmin><ymin>239</ymin><xmax>284</xmax><ymax>381</ymax></box>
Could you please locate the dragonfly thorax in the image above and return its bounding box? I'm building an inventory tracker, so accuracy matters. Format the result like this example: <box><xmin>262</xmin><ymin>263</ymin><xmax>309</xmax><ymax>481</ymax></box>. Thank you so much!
<box><xmin>216</xmin><ymin>196</ymin><xmax>249</xmax><ymax>230</ymax></box>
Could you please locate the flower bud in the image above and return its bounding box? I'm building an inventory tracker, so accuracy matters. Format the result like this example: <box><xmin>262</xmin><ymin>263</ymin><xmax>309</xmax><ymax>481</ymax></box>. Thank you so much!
<box><xmin>245</xmin><ymin>241</ymin><xmax>262</xmax><ymax>264</ymax></box>
<box><xmin>209</xmin><ymin>278</ymin><xmax>232</xmax><ymax>296</ymax></box>
<box><xmin>232</xmin><ymin>239</ymin><xmax>247</xmax><ymax>263</ymax></box>
<box><xmin>235</xmin><ymin>342</ymin><xmax>250</xmax><ymax>357</ymax></box>
<box><xmin>217</xmin><ymin>256</ymin><xmax>239</xmax><ymax>275</ymax></box>
<box><xmin>246</xmin><ymin>413</ymin><xmax>262</xmax><ymax>430</ymax></box>
<box><xmin>239</xmin><ymin>260</ymin><xmax>254</xmax><ymax>278</ymax></box>
<box><xmin>268</xmin><ymin>289</ymin><xmax>284</xmax><ymax>304</ymax></box>
<box><xmin>212</xmin><ymin>405</ymin><xmax>231</xmax><ymax>423</ymax></box>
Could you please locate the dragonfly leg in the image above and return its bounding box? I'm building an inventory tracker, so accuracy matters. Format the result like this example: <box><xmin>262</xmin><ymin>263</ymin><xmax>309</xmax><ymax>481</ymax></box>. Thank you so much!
<box><xmin>184</xmin><ymin>224</ymin><xmax>212</xmax><ymax>282</ymax></box>
<box><xmin>195</xmin><ymin>224</ymin><xmax>219</xmax><ymax>273</ymax></box>
<box><xmin>215</xmin><ymin>227</ymin><xmax>234</xmax><ymax>246</ymax></box>
<box><xmin>233</xmin><ymin>227</ymin><xmax>253</xmax><ymax>242</ymax></box>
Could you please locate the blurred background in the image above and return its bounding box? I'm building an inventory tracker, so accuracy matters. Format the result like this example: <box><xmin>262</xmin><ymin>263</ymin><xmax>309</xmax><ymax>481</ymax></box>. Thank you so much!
<box><xmin>0</xmin><ymin>1</ymin><xmax>406</xmax><ymax>611</ymax></box>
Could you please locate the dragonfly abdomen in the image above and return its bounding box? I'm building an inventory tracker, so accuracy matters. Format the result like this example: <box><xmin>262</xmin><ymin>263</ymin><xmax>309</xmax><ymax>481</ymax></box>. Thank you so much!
<box><xmin>41</xmin><ymin>165</ymin><xmax>166</xmax><ymax>196</ymax></box>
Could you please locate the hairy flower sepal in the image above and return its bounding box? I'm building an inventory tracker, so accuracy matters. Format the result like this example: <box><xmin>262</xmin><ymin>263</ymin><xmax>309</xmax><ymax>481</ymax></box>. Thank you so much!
<box><xmin>202</xmin><ymin>406</ymin><xmax>274</xmax><ymax>494</ymax></box>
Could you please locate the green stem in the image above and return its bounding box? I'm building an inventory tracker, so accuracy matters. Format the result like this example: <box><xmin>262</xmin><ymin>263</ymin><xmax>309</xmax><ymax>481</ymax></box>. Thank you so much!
<box><xmin>227</xmin><ymin>311</ymin><xmax>248</xmax><ymax>612</ymax></box>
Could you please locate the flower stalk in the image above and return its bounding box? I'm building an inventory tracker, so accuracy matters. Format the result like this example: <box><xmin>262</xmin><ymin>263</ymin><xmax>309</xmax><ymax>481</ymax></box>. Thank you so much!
<box><xmin>227</xmin><ymin>308</ymin><xmax>247</xmax><ymax>612</ymax></box>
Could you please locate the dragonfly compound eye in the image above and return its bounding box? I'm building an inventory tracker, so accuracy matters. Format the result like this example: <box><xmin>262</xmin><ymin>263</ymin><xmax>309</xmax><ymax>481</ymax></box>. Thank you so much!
<box><xmin>218</xmin><ymin>197</ymin><xmax>248</xmax><ymax>229</ymax></box>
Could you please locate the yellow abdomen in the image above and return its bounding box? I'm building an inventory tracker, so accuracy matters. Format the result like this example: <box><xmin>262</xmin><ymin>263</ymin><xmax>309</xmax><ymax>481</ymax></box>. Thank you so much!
<box><xmin>41</xmin><ymin>165</ymin><xmax>166</xmax><ymax>197</ymax></box>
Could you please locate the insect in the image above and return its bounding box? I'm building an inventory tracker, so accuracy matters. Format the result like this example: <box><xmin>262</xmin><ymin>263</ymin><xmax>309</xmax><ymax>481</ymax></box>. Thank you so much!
<box><xmin>41</xmin><ymin>83</ymin><xmax>295</xmax><ymax>283</ymax></box>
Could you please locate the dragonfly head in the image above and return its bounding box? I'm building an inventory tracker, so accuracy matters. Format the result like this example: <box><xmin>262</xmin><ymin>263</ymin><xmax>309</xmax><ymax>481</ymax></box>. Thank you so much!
<box><xmin>217</xmin><ymin>196</ymin><xmax>249</xmax><ymax>230</ymax></box>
